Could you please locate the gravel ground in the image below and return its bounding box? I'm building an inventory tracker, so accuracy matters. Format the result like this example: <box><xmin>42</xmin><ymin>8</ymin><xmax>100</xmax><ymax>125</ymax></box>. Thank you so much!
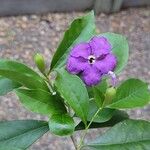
<box><xmin>0</xmin><ymin>7</ymin><xmax>150</xmax><ymax>150</ymax></box>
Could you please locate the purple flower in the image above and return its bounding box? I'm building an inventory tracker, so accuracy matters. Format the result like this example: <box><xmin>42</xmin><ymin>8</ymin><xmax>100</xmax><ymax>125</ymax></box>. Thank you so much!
<box><xmin>66</xmin><ymin>36</ymin><xmax>117</xmax><ymax>86</ymax></box>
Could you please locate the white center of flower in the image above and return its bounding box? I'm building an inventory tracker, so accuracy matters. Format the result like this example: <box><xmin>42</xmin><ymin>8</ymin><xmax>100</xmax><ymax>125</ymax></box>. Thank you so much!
<box><xmin>88</xmin><ymin>55</ymin><xmax>96</xmax><ymax>64</ymax></box>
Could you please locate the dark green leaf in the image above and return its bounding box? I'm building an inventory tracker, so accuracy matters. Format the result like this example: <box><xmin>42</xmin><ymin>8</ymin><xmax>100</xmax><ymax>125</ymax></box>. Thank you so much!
<box><xmin>75</xmin><ymin>110</ymin><xmax>129</xmax><ymax>131</ymax></box>
<box><xmin>108</xmin><ymin>79</ymin><xmax>150</xmax><ymax>109</ymax></box>
<box><xmin>0</xmin><ymin>120</ymin><xmax>49</xmax><ymax>150</ymax></box>
<box><xmin>15</xmin><ymin>89</ymin><xmax>66</xmax><ymax>116</ymax></box>
<box><xmin>49</xmin><ymin>114</ymin><xmax>75</xmax><ymax>136</ymax></box>
<box><xmin>100</xmin><ymin>33</ymin><xmax>129</xmax><ymax>73</ymax></box>
<box><xmin>55</xmin><ymin>68</ymin><xmax>89</xmax><ymax>125</ymax></box>
<box><xmin>0</xmin><ymin>59</ymin><xmax>48</xmax><ymax>91</ymax></box>
<box><xmin>0</xmin><ymin>76</ymin><xmax>21</xmax><ymax>95</ymax></box>
<box><xmin>84</xmin><ymin>119</ymin><xmax>150</xmax><ymax>150</ymax></box>
<box><xmin>50</xmin><ymin>11</ymin><xmax>95</xmax><ymax>70</ymax></box>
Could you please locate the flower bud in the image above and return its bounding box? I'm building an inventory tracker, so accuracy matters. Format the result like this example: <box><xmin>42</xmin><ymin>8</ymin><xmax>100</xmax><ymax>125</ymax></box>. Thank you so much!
<box><xmin>104</xmin><ymin>87</ymin><xmax>116</xmax><ymax>106</ymax></box>
<box><xmin>34</xmin><ymin>53</ymin><xmax>46</xmax><ymax>73</ymax></box>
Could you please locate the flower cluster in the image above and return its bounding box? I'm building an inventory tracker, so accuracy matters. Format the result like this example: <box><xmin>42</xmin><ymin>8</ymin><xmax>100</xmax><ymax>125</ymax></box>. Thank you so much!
<box><xmin>66</xmin><ymin>36</ymin><xmax>117</xmax><ymax>86</ymax></box>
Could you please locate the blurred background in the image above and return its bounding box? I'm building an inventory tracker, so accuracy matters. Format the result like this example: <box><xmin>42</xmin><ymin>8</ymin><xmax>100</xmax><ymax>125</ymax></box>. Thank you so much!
<box><xmin>0</xmin><ymin>0</ymin><xmax>150</xmax><ymax>149</ymax></box>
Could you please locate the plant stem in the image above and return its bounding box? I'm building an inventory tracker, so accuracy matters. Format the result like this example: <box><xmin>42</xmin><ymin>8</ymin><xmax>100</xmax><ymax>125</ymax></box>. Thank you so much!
<box><xmin>43</xmin><ymin>72</ymin><xmax>56</xmax><ymax>95</ymax></box>
<box><xmin>47</xmin><ymin>68</ymin><xmax>51</xmax><ymax>76</ymax></box>
<box><xmin>46</xmin><ymin>81</ymin><xmax>56</xmax><ymax>95</ymax></box>
<box><xmin>71</xmin><ymin>135</ymin><xmax>77</xmax><ymax>150</ymax></box>
<box><xmin>77</xmin><ymin>107</ymin><xmax>102</xmax><ymax>150</ymax></box>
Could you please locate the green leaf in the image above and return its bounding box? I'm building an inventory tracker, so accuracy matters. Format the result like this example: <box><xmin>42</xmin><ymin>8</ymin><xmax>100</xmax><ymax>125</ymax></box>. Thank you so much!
<box><xmin>108</xmin><ymin>79</ymin><xmax>150</xmax><ymax>109</ymax></box>
<box><xmin>0</xmin><ymin>76</ymin><xmax>21</xmax><ymax>95</ymax></box>
<box><xmin>87</xmin><ymin>80</ymin><xmax>107</xmax><ymax>107</ymax></box>
<box><xmin>90</xmin><ymin>80</ymin><xmax>107</xmax><ymax>107</ymax></box>
<box><xmin>87</xmin><ymin>100</ymin><xmax>115</xmax><ymax>123</ymax></box>
<box><xmin>75</xmin><ymin>110</ymin><xmax>129</xmax><ymax>131</ymax></box>
<box><xmin>50</xmin><ymin>11</ymin><xmax>95</xmax><ymax>70</ymax></box>
<box><xmin>92</xmin><ymin>88</ymin><xmax>105</xmax><ymax>108</ymax></box>
<box><xmin>95</xmin><ymin>79</ymin><xmax>108</xmax><ymax>94</ymax></box>
<box><xmin>0</xmin><ymin>120</ymin><xmax>49</xmax><ymax>150</ymax></box>
<box><xmin>49</xmin><ymin>114</ymin><xmax>75</xmax><ymax>136</ymax></box>
<box><xmin>84</xmin><ymin>119</ymin><xmax>150</xmax><ymax>150</ymax></box>
<box><xmin>15</xmin><ymin>89</ymin><xmax>66</xmax><ymax>116</ymax></box>
<box><xmin>0</xmin><ymin>59</ymin><xmax>48</xmax><ymax>91</ymax></box>
<box><xmin>0</xmin><ymin>147</ymin><xmax>22</xmax><ymax>150</ymax></box>
<box><xmin>100</xmin><ymin>33</ymin><xmax>129</xmax><ymax>73</ymax></box>
<box><xmin>55</xmin><ymin>68</ymin><xmax>89</xmax><ymax>125</ymax></box>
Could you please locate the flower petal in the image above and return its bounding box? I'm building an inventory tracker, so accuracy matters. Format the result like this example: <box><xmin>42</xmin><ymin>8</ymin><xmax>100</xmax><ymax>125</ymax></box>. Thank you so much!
<box><xmin>94</xmin><ymin>54</ymin><xmax>117</xmax><ymax>74</ymax></box>
<box><xmin>89</xmin><ymin>36</ymin><xmax>111</xmax><ymax>57</ymax></box>
<box><xmin>82</xmin><ymin>65</ymin><xmax>102</xmax><ymax>86</ymax></box>
<box><xmin>66</xmin><ymin>56</ymin><xmax>87</xmax><ymax>74</ymax></box>
<box><xmin>70</xmin><ymin>42</ymin><xmax>91</xmax><ymax>59</ymax></box>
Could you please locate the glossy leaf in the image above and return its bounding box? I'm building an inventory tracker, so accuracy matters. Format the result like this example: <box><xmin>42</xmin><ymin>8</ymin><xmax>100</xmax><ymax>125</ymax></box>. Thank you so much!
<box><xmin>108</xmin><ymin>79</ymin><xmax>150</xmax><ymax>109</ymax></box>
<box><xmin>0</xmin><ymin>59</ymin><xmax>48</xmax><ymax>91</ymax></box>
<box><xmin>50</xmin><ymin>11</ymin><xmax>95</xmax><ymax>70</ymax></box>
<box><xmin>76</xmin><ymin>110</ymin><xmax>129</xmax><ymax>131</ymax></box>
<box><xmin>49</xmin><ymin>114</ymin><xmax>75</xmax><ymax>136</ymax></box>
<box><xmin>0</xmin><ymin>76</ymin><xmax>21</xmax><ymax>95</ymax></box>
<box><xmin>84</xmin><ymin>120</ymin><xmax>150</xmax><ymax>150</ymax></box>
<box><xmin>100</xmin><ymin>33</ymin><xmax>129</xmax><ymax>73</ymax></box>
<box><xmin>15</xmin><ymin>89</ymin><xmax>66</xmax><ymax>116</ymax></box>
<box><xmin>0</xmin><ymin>120</ymin><xmax>49</xmax><ymax>150</ymax></box>
<box><xmin>55</xmin><ymin>68</ymin><xmax>89</xmax><ymax>125</ymax></box>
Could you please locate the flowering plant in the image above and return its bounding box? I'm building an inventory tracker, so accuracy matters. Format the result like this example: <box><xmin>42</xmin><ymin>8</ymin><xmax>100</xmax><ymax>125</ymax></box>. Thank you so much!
<box><xmin>0</xmin><ymin>11</ymin><xmax>150</xmax><ymax>150</ymax></box>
